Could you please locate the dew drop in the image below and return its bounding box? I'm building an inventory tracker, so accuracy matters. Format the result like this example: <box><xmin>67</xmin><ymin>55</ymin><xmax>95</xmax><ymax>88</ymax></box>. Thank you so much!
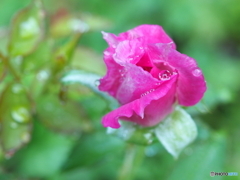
<box><xmin>37</xmin><ymin>70</ymin><xmax>49</xmax><ymax>81</ymax></box>
<box><xmin>12</xmin><ymin>84</ymin><xmax>24</xmax><ymax>94</ymax></box>
<box><xmin>149</xmin><ymin>89</ymin><xmax>155</xmax><ymax>92</ymax></box>
<box><xmin>11</xmin><ymin>107</ymin><xmax>31</xmax><ymax>124</ymax></box>
<box><xmin>95</xmin><ymin>79</ymin><xmax>100</xmax><ymax>86</ymax></box>
<box><xmin>20</xmin><ymin>17</ymin><xmax>40</xmax><ymax>38</ymax></box>
<box><xmin>192</xmin><ymin>68</ymin><xmax>202</xmax><ymax>77</ymax></box>
<box><xmin>159</xmin><ymin>70</ymin><xmax>171</xmax><ymax>80</ymax></box>
<box><xmin>70</xmin><ymin>19</ymin><xmax>89</xmax><ymax>33</ymax></box>
<box><xmin>141</xmin><ymin>89</ymin><xmax>155</xmax><ymax>97</ymax></box>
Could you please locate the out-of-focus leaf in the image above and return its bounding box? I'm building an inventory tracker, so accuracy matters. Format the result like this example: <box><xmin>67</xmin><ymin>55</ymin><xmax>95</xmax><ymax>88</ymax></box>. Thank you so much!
<box><xmin>71</xmin><ymin>46</ymin><xmax>106</xmax><ymax>75</ymax></box>
<box><xmin>36</xmin><ymin>94</ymin><xmax>91</xmax><ymax>134</ymax></box>
<box><xmin>50</xmin><ymin>9</ymin><xmax>89</xmax><ymax>37</ymax></box>
<box><xmin>80</xmin><ymin>13</ymin><xmax>112</xmax><ymax>31</ymax></box>
<box><xmin>21</xmin><ymin>40</ymin><xmax>52</xmax><ymax>73</ymax></box>
<box><xmin>61</xmin><ymin>70</ymin><xmax>118</xmax><ymax>109</ymax></box>
<box><xmin>155</xmin><ymin>106</ymin><xmax>197</xmax><ymax>158</ymax></box>
<box><xmin>166</xmin><ymin>132</ymin><xmax>227</xmax><ymax>180</ymax></box>
<box><xmin>62</xmin><ymin>131</ymin><xmax>124</xmax><ymax>171</ymax></box>
<box><xmin>107</xmin><ymin>122</ymin><xmax>154</xmax><ymax>146</ymax></box>
<box><xmin>0</xmin><ymin>83</ymin><xmax>32</xmax><ymax>156</ymax></box>
<box><xmin>12</xmin><ymin>120</ymin><xmax>75</xmax><ymax>178</ymax></box>
<box><xmin>0</xmin><ymin>53</ymin><xmax>7</xmax><ymax>81</ymax></box>
<box><xmin>0</xmin><ymin>28</ymin><xmax>9</xmax><ymax>56</ymax></box>
<box><xmin>52</xmin><ymin>34</ymin><xmax>81</xmax><ymax>74</ymax></box>
<box><xmin>8</xmin><ymin>0</ymin><xmax>44</xmax><ymax>57</ymax></box>
<box><xmin>162</xmin><ymin>0</ymin><xmax>226</xmax><ymax>45</ymax></box>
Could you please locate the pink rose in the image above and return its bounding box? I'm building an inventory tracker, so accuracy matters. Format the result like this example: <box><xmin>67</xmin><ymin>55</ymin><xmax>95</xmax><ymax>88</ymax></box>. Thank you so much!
<box><xmin>99</xmin><ymin>25</ymin><xmax>206</xmax><ymax>129</ymax></box>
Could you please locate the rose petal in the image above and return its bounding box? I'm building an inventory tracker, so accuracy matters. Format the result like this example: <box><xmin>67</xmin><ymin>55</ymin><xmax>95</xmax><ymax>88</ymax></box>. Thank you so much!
<box><xmin>99</xmin><ymin>49</ymin><xmax>123</xmax><ymax>97</ymax></box>
<box><xmin>148</xmin><ymin>43</ymin><xmax>207</xmax><ymax>106</ymax></box>
<box><xmin>102</xmin><ymin>75</ymin><xmax>177</xmax><ymax>128</ymax></box>
<box><xmin>102</xmin><ymin>25</ymin><xmax>176</xmax><ymax>49</ymax></box>
<box><xmin>99</xmin><ymin>56</ymin><xmax>162</xmax><ymax>105</ymax></box>
<box><xmin>118</xmin><ymin>24</ymin><xmax>176</xmax><ymax>49</ymax></box>
<box><xmin>113</xmin><ymin>39</ymin><xmax>145</xmax><ymax>65</ymax></box>
<box><xmin>101</xmin><ymin>31</ymin><xmax>120</xmax><ymax>48</ymax></box>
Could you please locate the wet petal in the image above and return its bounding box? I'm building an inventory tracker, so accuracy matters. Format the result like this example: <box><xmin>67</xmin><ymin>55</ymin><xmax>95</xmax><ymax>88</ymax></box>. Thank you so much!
<box><xmin>102</xmin><ymin>75</ymin><xmax>177</xmax><ymax>128</ymax></box>
<box><xmin>101</xmin><ymin>31</ymin><xmax>120</xmax><ymax>48</ymax></box>
<box><xmin>113</xmin><ymin>39</ymin><xmax>145</xmax><ymax>65</ymax></box>
<box><xmin>118</xmin><ymin>24</ymin><xmax>176</xmax><ymax>49</ymax></box>
<box><xmin>99</xmin><ymin>58</ymin><xmax>161</xmax><ymax>105</ymax></box>
<box><xmin>148</xmin><ymin>44</ymin><xmax>206</xmax><ymax>106</ymax></box>
<box><xmin>99</xmin><ymin>52</ymin><xmax>123</xmax><ymax>97</ymax></box>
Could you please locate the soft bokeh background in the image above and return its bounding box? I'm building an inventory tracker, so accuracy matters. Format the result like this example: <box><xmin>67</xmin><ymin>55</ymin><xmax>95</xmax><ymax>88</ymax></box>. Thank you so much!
<box><xmin>0</xmin><ymin>0</ymin><xmax>240</xmax><ymax>179</ymax></box>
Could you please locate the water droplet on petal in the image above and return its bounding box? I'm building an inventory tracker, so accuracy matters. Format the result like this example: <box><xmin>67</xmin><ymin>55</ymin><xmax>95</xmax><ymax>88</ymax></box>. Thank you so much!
<box><xmin>149</xmin><ymin>89</ymin><xmax>155</xmax><ymax>92</ymax></box>
<box><xmin>159</xmin><ymin>70</ymin><xmax>171</xmax><ymax>80</ymax></box>
<box><xmin>140</xmin><ymin>89</ymin><xmax>155</xmax><ymax>97</ymax></box>
<box><xmin>11</xmin><ymin>107</ymin><xmax>31</xmax><ymax>124</ymax></box>
<box><xmin>192</xmin><ymin>68</ymin><xmax>202</xmax><ymax>77</ymax></box>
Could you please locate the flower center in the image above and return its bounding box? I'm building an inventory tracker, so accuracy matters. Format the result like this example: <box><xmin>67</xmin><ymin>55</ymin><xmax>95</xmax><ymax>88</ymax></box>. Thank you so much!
<box><xmin>159</xmin><ymin>70</ymin><xmax>171</xmax><ymax>81</ymax></box>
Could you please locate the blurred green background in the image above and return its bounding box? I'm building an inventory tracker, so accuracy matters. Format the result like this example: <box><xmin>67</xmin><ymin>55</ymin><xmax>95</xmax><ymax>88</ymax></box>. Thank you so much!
<box><xmin>0</xmin><ymin>0</ymin><xmax>240</xmax><ymax>179</ymax></box>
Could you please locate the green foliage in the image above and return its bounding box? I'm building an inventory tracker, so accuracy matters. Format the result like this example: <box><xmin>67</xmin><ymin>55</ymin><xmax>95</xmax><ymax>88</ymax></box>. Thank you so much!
<box><xmin>0</xmin><ymin>0</ymin><xmax>239</xmax><ymax>180</ymax></box>
<box><xmin>155</xmin><ymin>106</ymin><xmax>197</xmax><ymax>158</ymax></box>
<box><xmin>8</xmin><ymin>0</ymin><xmax>45</xmax><ymax>57</ymax></box>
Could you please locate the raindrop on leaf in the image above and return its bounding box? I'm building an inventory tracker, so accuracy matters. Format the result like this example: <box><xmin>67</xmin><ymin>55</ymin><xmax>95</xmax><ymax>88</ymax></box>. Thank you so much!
<box><xmin>11</xmin><ymin>106</ymin><xmax>31</xmax><ymax>124</ymax></box>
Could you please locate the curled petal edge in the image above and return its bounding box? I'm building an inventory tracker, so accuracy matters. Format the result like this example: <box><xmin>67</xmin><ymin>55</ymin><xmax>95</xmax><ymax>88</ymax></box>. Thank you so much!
<box><xmin>102</xmin><ymin>75</ymin><xmax>177</xmax><ymax>128</ymax></box>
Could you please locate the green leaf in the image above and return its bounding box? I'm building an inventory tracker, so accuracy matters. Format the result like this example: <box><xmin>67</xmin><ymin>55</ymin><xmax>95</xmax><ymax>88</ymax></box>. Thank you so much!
<box><xmin>62</xmin><ymin>131</ymin><xmax>124</xmax><ymax>171</ymax></box>
<box><xmin>155</xmin><ymin>106</ymin><xmax>197</xmax><ymax>158</ymax></box>
<box><xmin>36</xmin><ymin>94</ymin><xmax>92</xmax><ymax>134</ymax></box>
<box><xmin>167</xmin><ymin>132</ymin><xmax>227</xmax><ymax>180</ymax></box>
<box><xmin>80</xmin><ymin>13</ymin><xmax>112</xmax><ymax>31</ymax></box>
<box><xmin>8</xmin><ymin>0</ymin><xmax>44</xmax><ymax>57</ymax></box>
<box><xmin>71</xmin><ymin>47</ymin><xmax>106</xmax><ymax>75</ymax></box>
<box><xmin>50</xmin><ymin>10</ymin><xmax>89</xmax><ymax>37</ymax></box>
<box><xmin>0</xmin><ymin>83</ymin><xmax>32</xmax><ymax>156</ymax></box>
<box><xmin>107</xmin><ymin>121</ymin><xmax>154</xmax><ymax>146</ymax></box>
<box><xmin>11</xmin><ymin>120</ymin><xmax>75</xmax><ymax>178</ymax></box>
<box><xmin>61</xmin><ymin>70</ymin><xmax>118</xmax><ymax>109</ymax></box>
<box><xmin>51</xmin><ymin>34</ymin><xmax>81</xmax><ymax>74</ymax></box>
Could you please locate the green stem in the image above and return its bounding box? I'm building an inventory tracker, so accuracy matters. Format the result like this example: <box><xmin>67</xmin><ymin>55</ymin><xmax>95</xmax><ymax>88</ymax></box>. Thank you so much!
<box><xmin>118</xmin><ymin>144</ymin><xmax>145</xmax><ymax>180</ymax></box>
<box><xmin>0</xmin><ymin>53</ymin><xmax>35</xmax><ymax>112</ymax></box>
